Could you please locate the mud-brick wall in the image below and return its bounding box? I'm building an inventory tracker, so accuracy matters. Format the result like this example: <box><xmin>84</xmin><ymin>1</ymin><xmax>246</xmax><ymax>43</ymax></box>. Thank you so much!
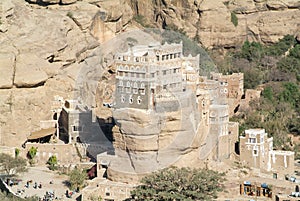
<box><xmin>20</xmin><ymin>143</ymin><xmax>83</xmax><ymax>165</ymax></box>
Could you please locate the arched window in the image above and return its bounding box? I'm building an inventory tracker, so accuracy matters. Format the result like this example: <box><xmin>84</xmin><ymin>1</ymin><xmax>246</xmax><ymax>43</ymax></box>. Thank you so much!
<box><xmin>133</xmin><ymin>82</ymin><xmax>138</xmax><ymax>94</ymax></box>
<box><xmin>121</xmin><ymin>95</ymin><xmax>125</xmax><ymax>103</ymax></box>
<box><xmin>129</xmin><ymin>96</ymin><xmax>133</xmax><ymax>104</ymax></box>
<box><xmin>126</xmin><ymin>81</ymin><xmax>131</xmax><ymax>87</ymax></box>
<box><xmin>119</xmin><ymin>81</ymin><xmax>123</xmax><ymax>86</ymax></box>
<box><xmin>137</xmin><ymin>96</ymin><xmax>142</xmax><ymax>104</ymax></box>
<box><xmin>140</xmin><ymin>83</ymin><xmax>145</xmax><ymax>88</ymax></box>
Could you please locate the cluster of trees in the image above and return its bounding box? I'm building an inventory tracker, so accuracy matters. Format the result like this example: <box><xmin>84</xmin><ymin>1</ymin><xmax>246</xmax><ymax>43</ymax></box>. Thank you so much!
<box><xmin>217</xmin><ymin>35</ymin><xmax>299</xmax><ymax>89</ymax></box>
<box><xmin>0</xmin><ymin>153</ymin><xmax>27</xmax><ymax>176</ymax></box>
<box><xmin>231</xmin><ymin>81</ymin><xmax>299</xmax><ymax>149</ymax></box>
<box><xmin>129</xmin><ymin>166</ymin><xmax>225</xmax><ymax>201</ymax></box>
<box><xmin>215</xmin><ymin>35</ymin><xmax>299</xmax><ymax>152</ymax></box>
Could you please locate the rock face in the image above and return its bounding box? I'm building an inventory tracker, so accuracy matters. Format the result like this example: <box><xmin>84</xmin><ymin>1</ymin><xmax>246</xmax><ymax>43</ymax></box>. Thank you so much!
<box><xmin>0</xmin><ymin>0</ymin><xmax>132</xmax><ymax>146</ymax></box>
<box><xmin>106</xmin><ymin>91</ymin><xmax>203</xmax><ymax>183</ymax></box>
<box><xmin>0</xmin><ymin>0</ymin><xmax>299</xmax><ymax>147</ymax></box>
<box><xmin>130</xmin><ymin>0</ymin><xmax>300</xmax><ymax>48</ymax></box>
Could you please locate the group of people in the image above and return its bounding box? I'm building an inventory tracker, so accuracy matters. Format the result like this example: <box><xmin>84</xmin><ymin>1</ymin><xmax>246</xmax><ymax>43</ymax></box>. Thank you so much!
<box><xmin>40</xmin><ymin>190</ymin><xmax>56</xmax><ymax>201</ymax></box>
<box><xmin>25</xmin><ymin>180</ymin><xmax>42</xmax><ymax>189</ymax></box>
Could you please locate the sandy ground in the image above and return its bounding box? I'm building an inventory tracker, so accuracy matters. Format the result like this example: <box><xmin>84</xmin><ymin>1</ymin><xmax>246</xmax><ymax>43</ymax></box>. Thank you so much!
<box><xmin>8</xmin><ymin>166</ymin><xmax>79</xmax><ymax>200</ymax></box>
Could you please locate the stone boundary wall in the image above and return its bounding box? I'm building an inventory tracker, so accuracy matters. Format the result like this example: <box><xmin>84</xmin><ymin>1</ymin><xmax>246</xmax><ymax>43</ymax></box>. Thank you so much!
<box><xmin>20</xmin><ymin>143</ymin><xmax>82</xmax><ymax>165</ymax></box>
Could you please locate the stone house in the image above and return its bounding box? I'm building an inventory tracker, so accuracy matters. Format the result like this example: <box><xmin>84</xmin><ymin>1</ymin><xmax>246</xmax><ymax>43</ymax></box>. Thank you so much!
<box><xmin>240</xmin><ymin>129</ymin><xmax>294</xmax><ymax>179</ymax></box>
<box><xmin>59</xmin><ymin>99</ymin><xmax>93</xmax><ymax>144</ymax></box>
<box><xmin>210</xmin><ymin>72</ymin><xmax>244</xmax><ymax>99</ymax></box>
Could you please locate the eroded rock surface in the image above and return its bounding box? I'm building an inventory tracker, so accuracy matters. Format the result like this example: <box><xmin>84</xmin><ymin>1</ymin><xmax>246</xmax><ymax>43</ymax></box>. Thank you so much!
<box><xmin>130</xmin><ymin>0</ymin><xmax>300</xmax><ymax>48</ymax></box>
<box><xmin>0</xmin><ymin>0</ymin><xmax>132</xmax><ymax>146</ymax></box>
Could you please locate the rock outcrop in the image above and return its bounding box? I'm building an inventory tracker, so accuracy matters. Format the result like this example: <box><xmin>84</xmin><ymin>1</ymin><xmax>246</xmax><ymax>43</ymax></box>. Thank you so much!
<box><xmin>105</xmin><ymin>91</ymin><xmax>203</xmax><ymax>183</ymax></box>
<box><xmin>130</xmin><ymin>0</ymin><xmax>300</xmax><ymax>48</ymax></box>
<box><xmin>0</xmin><ymin>0</ymin><xmax>132</xmax><ymax>146</ymax></box>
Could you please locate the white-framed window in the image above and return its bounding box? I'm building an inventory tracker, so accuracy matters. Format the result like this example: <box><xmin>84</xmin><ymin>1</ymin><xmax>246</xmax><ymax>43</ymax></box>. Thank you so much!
<box><xmin>126</xmin><ymin>81</ymin><xmax>131</xmax><ymax>87</ymax></box>
<box><xmin>119</xmin><ymin>80</ymin><xmax>123</xmax><ymax>86</ymax></box>
<box><xmin>249</xmin><ymin>138</ymin><xmax>256</xmax><ymax>143</ymax></box>
<box><xmin>139</xmin><ymin>89</ymin><xmax>145</xmax><ymax>95</ymax></box>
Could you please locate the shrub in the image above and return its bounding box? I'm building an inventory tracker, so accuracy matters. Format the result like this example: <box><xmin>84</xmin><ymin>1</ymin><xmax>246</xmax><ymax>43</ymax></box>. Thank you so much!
<box><xmin>231</xmin><ymin>12</ymin><xmax>238</xmax><ymax>27</ymax></box>
<box><xmin>47</xmin><ymin>155</ymin><xmax>58</xmax><ymax>171</ymax></box>
<box><xmin>265</xmin><ymin>35</ymin><xmax>296</xmax><ymax>56</ymax></box>
<box><xmin>28</xmin><ymin>147</ymin><xmax>37</xmax><ymax>160</ymax></box>
<box><xmin>15</xmin><ymin>148</ymin><xmax>20</xmax><ymax>158</ymax></box>
<box><xmin>66</xmin><ymin>11</ymin><xmax>73</xmax><ymax>18</ymax></box>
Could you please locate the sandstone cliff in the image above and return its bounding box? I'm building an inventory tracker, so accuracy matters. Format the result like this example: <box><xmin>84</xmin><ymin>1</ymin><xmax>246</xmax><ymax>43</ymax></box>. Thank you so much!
<box><xmin>130</xmin><ymin>0</ymin><xmax>300</xmax><ymax>48</ymax></box>
<box><xmin>0</xmin><ymin>0</ymin><xmax>299</xmax><ymax>147</ymax></box>
<box><xmin>0</xmin><ymin>0</ymin><xmax>133</xmax><ymax>146</ymax></box>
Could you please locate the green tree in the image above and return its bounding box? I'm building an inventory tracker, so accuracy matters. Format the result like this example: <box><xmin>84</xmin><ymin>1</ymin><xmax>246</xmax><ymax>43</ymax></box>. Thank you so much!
<box><xmin>239</xmin><ymin>41</ymin><xmax>264</xmax><ymax>62</ymax></box>
<box><xmin>47</xmin><ymin>155</ymin><xmax>58</xmax><ymax>171</ymax></box>
<box><xmin>15</xmin><ymin>148</ymin><xmax>20</xmax><ymax>158</ymax></box>
<box><xmin>279</xmin><ymin>82</ymin><xmax>299</xmax><ymax>108</ymax></box>
<box><xmin>262</xmin><ymin>86</ymin><xmax>273</xmax><ymax>101</ymax></box>
<box><xmin>68</xmin><ymin>168</ymin><xmax>87</xmax><ymax>191</ymax></box>
<box><xmin>265</xmin><ymin>34</ymin><xmax>296</xmax><ymax>56</ymax></box>
<box><xmin>0</xmin><ymin>153</ymin><xmax>27</xmax><ymax>176</ymax></box>
<box><xmin>289</xmin><ymin>44</ymin><xmax>300</xmax><ymax>59</ymax></box>
<box><xmin>28</xmin><ymin>146</ymin><xmax>37</xmax><ymax>160</ymax></box>
<box><xmin>130</xmin><ymin>167</ymin><xmax>225</xmax><ymax>201</ymax></box>
<box><xmin>27</xmin><ymin>146</ymin><xmax>38</xmax><ymax>166</ymax></box>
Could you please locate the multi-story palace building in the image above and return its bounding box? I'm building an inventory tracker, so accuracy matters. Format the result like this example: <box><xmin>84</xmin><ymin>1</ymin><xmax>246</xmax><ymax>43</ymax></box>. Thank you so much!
<box><xmin>114</xmin><ymin>42</ymin><xmax>199</xmax><ymax>110</ymax></box>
